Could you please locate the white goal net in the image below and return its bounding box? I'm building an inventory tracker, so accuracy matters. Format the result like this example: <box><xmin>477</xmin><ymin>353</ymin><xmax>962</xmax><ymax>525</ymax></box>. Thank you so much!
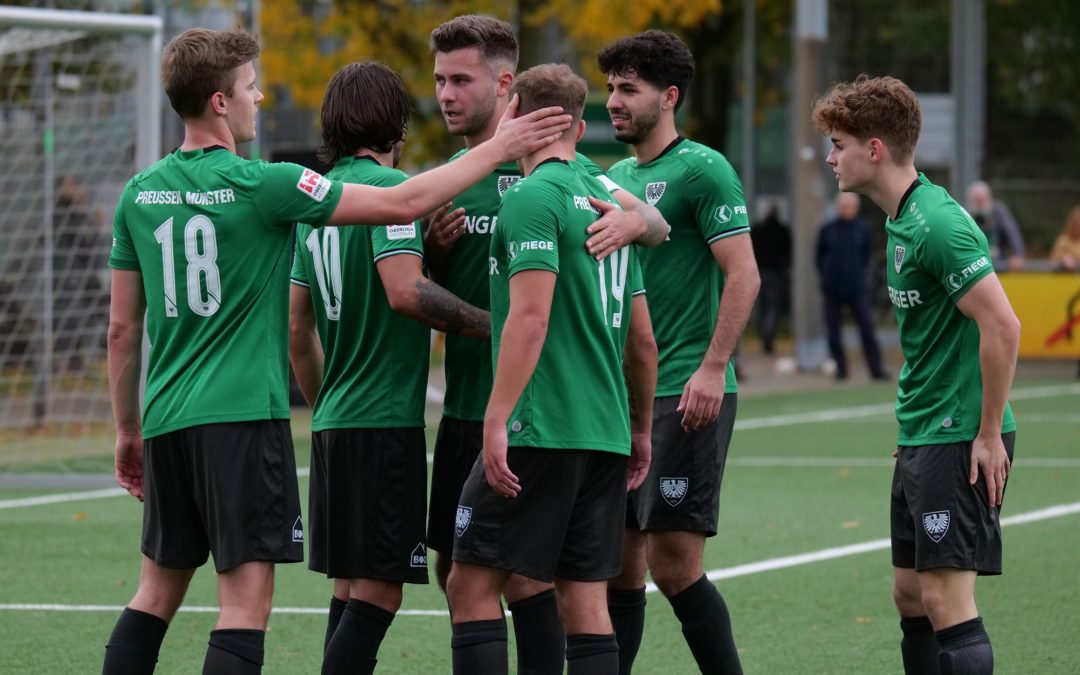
<box><xmin>0</xmin><ymin>7</ymin><xmax>161</xmax><ymax>467</ymax></box>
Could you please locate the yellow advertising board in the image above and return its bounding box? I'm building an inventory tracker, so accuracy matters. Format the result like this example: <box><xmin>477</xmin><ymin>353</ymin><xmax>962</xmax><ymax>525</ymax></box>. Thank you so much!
<box><xmin>1000</xmin><ymin>273</ymin><xmax>1080</xmax><ymax>358</ymax></box>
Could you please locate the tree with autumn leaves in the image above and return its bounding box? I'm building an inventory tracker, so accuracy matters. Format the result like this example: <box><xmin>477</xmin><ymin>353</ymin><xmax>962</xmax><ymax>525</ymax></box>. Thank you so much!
<box><xmin>258</xmin><ymin>0</ymin><xmax>767</xmax><ymax>166</ymax></box>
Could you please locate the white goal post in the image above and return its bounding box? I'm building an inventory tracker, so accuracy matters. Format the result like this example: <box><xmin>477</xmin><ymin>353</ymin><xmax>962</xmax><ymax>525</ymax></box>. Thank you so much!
<box><xmin>0</xmin><ymin>7</ymin><xmax>162</xmax><ymax>466</ymax></box>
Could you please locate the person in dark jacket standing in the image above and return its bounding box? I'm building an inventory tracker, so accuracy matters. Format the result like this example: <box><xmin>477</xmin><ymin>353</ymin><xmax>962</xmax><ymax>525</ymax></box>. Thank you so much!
<box><xmin>816</xmin><ymin>192</ymin><xmax>888</xmax><ymax>381</ymax></box>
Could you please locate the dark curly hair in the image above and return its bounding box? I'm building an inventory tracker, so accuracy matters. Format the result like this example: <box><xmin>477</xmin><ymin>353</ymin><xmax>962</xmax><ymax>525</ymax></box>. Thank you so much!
<box><xmin>598</xmin><ymin>30</ymin><xmax>695</xmax><ymax>111</ymax></box>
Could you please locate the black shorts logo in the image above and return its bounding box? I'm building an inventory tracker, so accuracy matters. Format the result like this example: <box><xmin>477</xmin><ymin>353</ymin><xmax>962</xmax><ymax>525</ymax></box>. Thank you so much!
<box><xmin>922</xmin><ymin>510</ymin><xmax>950</xmax><ymax>543</ymax></box>
<box><xmin>410</xmin><ymin>543</ymin><xmax>427</xmax><ymax>568</ymax></box>
<box><xmin>660</xmin><ymin>477</ymin><xmax>688</xmax><ymax>507</ymax></box>
<box><xmin>455</xmin><ymin>506</ymin><xmax>472</xmax><ymax>537</ymax></box>
<box><xmin>291</xmin><ymin>515</ymin><xmax>304</xmax><ymax>543</ymax></box>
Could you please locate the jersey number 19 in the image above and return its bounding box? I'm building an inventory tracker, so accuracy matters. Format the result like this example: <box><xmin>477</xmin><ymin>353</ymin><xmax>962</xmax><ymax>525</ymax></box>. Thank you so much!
<box><xmin>597</xmin><ymin>246</ymin><xmax>629</xmax><ymax>329</ymax></box>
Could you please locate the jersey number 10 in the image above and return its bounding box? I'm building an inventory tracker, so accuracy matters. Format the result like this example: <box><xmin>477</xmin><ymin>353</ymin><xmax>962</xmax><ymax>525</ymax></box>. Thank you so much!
<box><xmin>305</xmin><ymin>228</ymin><xmax>342</xmax><ymax>321</ymax></box>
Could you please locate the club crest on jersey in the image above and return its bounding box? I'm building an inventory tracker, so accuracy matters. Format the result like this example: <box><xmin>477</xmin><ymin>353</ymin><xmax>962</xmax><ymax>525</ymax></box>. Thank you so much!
<box><xmin>410</xmin><ymin>543</ymin><xmax>427</xmax><ymax>568</ymax></box>
<box><xmin>922</xmin><ymin>510</ymin><xmax>950</xmax><ymax>543</ymax></box>
<box><xmin>291</xmin><ymin>515</ymin><xmax>304</xmax><ymax>543</ymax></box>
<box><xmin>894</xmin><ymin>246</ymin><xmax>906</xmax><ymax>273</ymax></box>
<box><xmin>645</xmin><ymin>181</ymin><xmax>667</xmax><ymax>206</ymax></box>
<box><xmin>455</xmin><ymin>506</ymin><xmax>472</xmax><ymax>537</ymax></box>
<box><xmin>660</xmin><ymin>477</ymin><xmax>688</xmax><ymax>507</ymax></box>
<box><xmin>296</xmin><ymin>168</ymin><xmax>331</xmax><ymax>202</ymax></box>
<box><xmin>498</xmin><ymin>175</ymin><xmax>520</xmax><ymax>197</ymax></box>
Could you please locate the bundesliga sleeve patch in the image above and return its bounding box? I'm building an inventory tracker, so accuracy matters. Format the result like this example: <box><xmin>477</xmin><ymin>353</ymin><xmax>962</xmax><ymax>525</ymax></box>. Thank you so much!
<box><xmin>296</xmin><ymin>168</ymin><xmax>332</xmax><ymax>203</ymax></box>
<box><xmin>386</xmin><ymin>223</ymin><xmax>416</xmax><ymax>240</ymax></box>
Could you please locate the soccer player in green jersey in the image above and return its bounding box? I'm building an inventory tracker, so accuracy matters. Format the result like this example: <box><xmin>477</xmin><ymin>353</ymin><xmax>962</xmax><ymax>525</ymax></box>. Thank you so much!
<box><xmin>425</xmin><ymin>15</ymin><xmax>669</xmax><ymax>674</ymax></box>
<box><xmin>103</xmin><ymin>28</ymin><xmax>569</xmax><ymax>675</ymax></box>
<box><xmin>597</xmin><ymin>31</ymin><xmax>760</xmax><ymax>674</ymax></box>
<box><xmin>288</xmin><ymin>61</ymin><xmax>491</xmax><ymax>675</ymax></box>
<box><xmin>813</xmin><ymin>75</ymin><xmax>1020</xmax><ymax>675</ymax></box>
<box><xmin>446</xmin><ymin>64</ymin><xmax>657</xmax><ymax>675</ymax></box>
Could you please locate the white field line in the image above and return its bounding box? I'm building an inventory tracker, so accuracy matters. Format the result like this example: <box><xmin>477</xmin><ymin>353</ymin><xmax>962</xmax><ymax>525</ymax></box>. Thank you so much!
<box><xmin>2</xmin><ymin>501</ymin><xmax>1077</xmax><ymax>617</ymax></box>
<box><xmin>728</xmin><ymin>456</ymin><xmax>1080</xmax><ymax>468</ymax></box>
<box><xmin>3</xmin><ymin>382</ymin><xmax>1077</xmax><ymax>512</ymax></box>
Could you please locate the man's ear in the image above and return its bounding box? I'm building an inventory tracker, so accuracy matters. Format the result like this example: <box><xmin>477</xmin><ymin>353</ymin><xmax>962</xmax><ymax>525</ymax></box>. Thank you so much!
<box><xmin>496</xmin><ymin>69</ymin><xmax>514</xmax><ymax>98</ymax></box>
<box><xmin>208</xmin><ymin>91</ymin><xmax>228</xmax><ymax>117</ymax></box>
<box><xmin>575</xmin><ymin>119</ymin><xmax>586</xmax><ymax>143</ymax></box>
<box><xmin>662</xmin><ymin>85</ymin><xmax>680</xmax><ymax>112</ymax></box>
<box><xmin>867</xmin><ymin>137</ymin><xmax>886</xmax><ymax>164</ymax></box>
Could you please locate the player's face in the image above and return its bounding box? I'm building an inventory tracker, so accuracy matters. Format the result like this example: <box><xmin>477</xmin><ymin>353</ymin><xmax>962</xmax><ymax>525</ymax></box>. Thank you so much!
<box><xmin>825</xmin><ymin>130</ymin><xmax>874</xmax><ymax>194</ymax></box>
<box><xmin>226</xmin><ymin>62</ymin><xmax>263</xmax><ymax>144</ymax></box>
<box><xmin>434</xmin><ymin>47</ymin><xmax>500</xmax><ymax>137</ymax></box>
<box><xmin>606</xmin><ymin>73</ymin><xmax>662</xmax><ymax>145</ymax></box>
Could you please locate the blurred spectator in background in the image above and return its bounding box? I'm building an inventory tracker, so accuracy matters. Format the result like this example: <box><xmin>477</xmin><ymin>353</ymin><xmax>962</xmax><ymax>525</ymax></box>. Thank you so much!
<box><xmin>816</xmin><ymin>192</ymin><xmax>888</xmax><ymax>381</ymax></box>
<box><xmin>966</xmin><ymin>180</ymin><xmax>1026</xmax><ymax>271</ymax></box>
<box><xmin>751</xmin><ymin>201</ymin><xmax>791</xmax><ymax>354</ymax></box>
<box><xmin>1049</xmin><ymin>206</ymin><xmax>1080</xmax><ymax>272</ymax></box>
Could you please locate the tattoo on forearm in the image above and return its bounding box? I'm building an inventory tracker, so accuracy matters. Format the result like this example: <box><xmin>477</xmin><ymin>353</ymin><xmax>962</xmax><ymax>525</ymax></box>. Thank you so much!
<box><xmin>416</xmin><ymin>279</ymin><xmax>490</xmax><ymax>338</ymax></box>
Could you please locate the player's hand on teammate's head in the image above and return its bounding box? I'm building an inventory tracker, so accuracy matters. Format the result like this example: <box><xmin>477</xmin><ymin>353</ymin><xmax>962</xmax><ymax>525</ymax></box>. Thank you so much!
<box><xmin>423</xmin><ymin>202</ymin><xmax>467</xmax><ymax>256</ymax></box>
<box><xmin>490</xmin><ymin>94</ymin><xmax>572</xmax><ymax>163</ymax></box>
<box><xmin>586</xmin><ymin>197</ymin><xmax>643</xmax><ymax>261</ymax></box>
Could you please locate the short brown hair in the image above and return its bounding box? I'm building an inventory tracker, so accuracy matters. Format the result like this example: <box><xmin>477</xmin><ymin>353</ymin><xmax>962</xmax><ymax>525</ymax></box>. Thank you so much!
<box><xmin>161</xmin><ymin>28</ymin><xmax>260</xmax><ymax>119</ymax></box>
<box><xmin>318</xmin><ymin>61</ymin><xmax>410</xmax><ymax>165</ymax></box>
<box><xmin>812</xmin><ymin>74</ymin><xmax>922</xmax><ymax>163</ymax></box>
<box><xmin>509</xmin><ymin>64</ymin><xmax>587</xmax><ymax>127</ymax></box>
<box><xmin>429</xmin><ymin>15</ymin><xmax>518</xmax><ymax>70</ymax></box>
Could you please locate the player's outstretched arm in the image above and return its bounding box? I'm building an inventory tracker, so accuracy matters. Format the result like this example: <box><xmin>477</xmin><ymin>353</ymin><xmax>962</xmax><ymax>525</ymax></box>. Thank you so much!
<box><xmin>288</xmin><ymin>284</ymin><xmax>324</xmax><ymax>408</ymax></box>
<box><xmin>330</xmin><ymin>96</ymin><xmax>571</xmax><ymax>227</ymax></box>
<box><xmin>956</xmin><ymin>273</ymin><xmax>1020</xmax><ymax>507</ymax></box>
<box><xmin>377</xmin><ymin>254</ymin><xmax>490</xmax><ymax>339</ymax></box>
<box><xmin>679</xmin><ymin>233</ymin><xmax>761</xmax><ymax>431</ymax></box>
<box><xmin>624</xmin><ymin>294</ymin><xmax>657</xmax><ymax>491</ymax></box>
<box><xmin>482</xmin><ymin>270</ymin><xmax>557</xmax><ymax>498</ymax></box>
<box><xmin>107</xmin><ymin>269</ymin><xmax>146</xmax><ymax>502</ymax></box>
<box><xmin>586</xmin><ymin>193</ymin><xmax>670</xmax><ymax>260</ymax></box>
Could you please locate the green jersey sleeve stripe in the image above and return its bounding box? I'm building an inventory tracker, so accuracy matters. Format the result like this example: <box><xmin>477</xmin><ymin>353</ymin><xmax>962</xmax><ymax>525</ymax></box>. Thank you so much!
<box><xmin>290</xmin><ymin>277</ymin><xmax>310</xmax><ymax>288</ymax></box>
<box><xmin>372</xmin><ymin>249</ymin><xmax>424</xmax><ymax>263</ymax></box>
<box><xmin>508</xmin><ymin>260</ymin><xmax>559</xmax><ymax>276</ymax></box>
<box><xmin>632</xmin><ymin>288</ymin><xmax>646</xmax><ymax>296</ymax></box>
<box><xmin>707</xmin><ymin>226</ymin><xmax>751</xmax><ymax>245</ymax></box>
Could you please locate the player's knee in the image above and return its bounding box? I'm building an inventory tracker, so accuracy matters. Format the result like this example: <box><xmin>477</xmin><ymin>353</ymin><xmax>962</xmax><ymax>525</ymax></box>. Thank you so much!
<box><xmin>917</xmin><ymin>585</ymin><xmax>950</xmax><ymax>621</ymax></box>
<box><xmin>503</xmin><ymin>575</ymin><xmax>552</xmax><ymax>605</ymax></box>
<box><xmin>892</xmin><ymin>581</ymin><xmax>923</xmax><ymax>616</ymax></box>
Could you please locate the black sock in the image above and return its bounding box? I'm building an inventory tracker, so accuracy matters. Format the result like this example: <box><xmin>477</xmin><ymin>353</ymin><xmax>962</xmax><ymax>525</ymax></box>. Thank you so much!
<box><xmin>324</xmin><ymin>596</ymin><xmax>348</xmax><ymax>655</ymax></box>
<box><xmin>322</xmin><ymin>599</ymin><xmax>395</xmax><ymax>675</ymax></box>
<box><xmin>936</xmin><ymin>617</ymin><xmax>993</xmax><ymax>675</ymax></box>
<box><xmin>102</xmin><ymin>607</ymin><xmax>169</xmax><ymax>675</ymax></box>
<box><xmin>900</xmin><ymin>615</ymin><xmax>940</xmax><ymax>674</ymax></box>
<box><xmin>667</xmin><ymin>575</ymin><xmax>743</xmax><ymax>675</ymax></box>
<box><xmin>202</xmin><ymin>629</ymin><xmax>264</xmax><ymax>675</ymax></box>
<box><xmin>566</xmin><ymin>633</ymin><xmax>618</xmax><ymax>675</ymax></box>
<box><xmin>508</xmin><ymin>589</ymin><xmax>564</xmax><ymax>675</ymax></box>
<box><xmin>608</xmin><ymin>587</ymin><xmax>647</xmax><ymax>675</ymax></box>
<box><xmin>451</xmin><ymin>618</ymin><xmax>508</xmax><ymax>675</ymax></box>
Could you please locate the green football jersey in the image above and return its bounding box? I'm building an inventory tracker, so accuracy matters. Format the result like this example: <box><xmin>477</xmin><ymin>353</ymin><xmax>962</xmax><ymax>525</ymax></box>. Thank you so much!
<box><xmin>608</xmin><ymin>137</ymin><xmax>749</xmax><ymax>397</ymax></box>
<box><xmin>885</xmin><ymin>174</ymin><xmax>1016</xmax><ymax>445</ymax></box>
<box><xmin>108</xmin><ymin>147</ymin><xmax>342</xmax><ymax>438</ymax></box>
<box><xmin>441</xmin><ymin>150</ymin><xmax>610</xmax><ymax>421</ymax></box>
<box><xmin>489</xmin><ymin>158</ymin><xmax>645</xmax><ymax>455</ymax></box>
<box><xmin>291</xmin><ymin>156</ymin><xmax>428</xmax><ymax>431</ymax></box>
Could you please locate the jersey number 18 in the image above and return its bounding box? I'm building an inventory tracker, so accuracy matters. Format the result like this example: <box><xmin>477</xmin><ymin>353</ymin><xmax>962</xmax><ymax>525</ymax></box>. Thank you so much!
<box><xmin>154</xmin><ymin>216</ymin><xmax>221</xmax><ymax>317</ymax></box>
